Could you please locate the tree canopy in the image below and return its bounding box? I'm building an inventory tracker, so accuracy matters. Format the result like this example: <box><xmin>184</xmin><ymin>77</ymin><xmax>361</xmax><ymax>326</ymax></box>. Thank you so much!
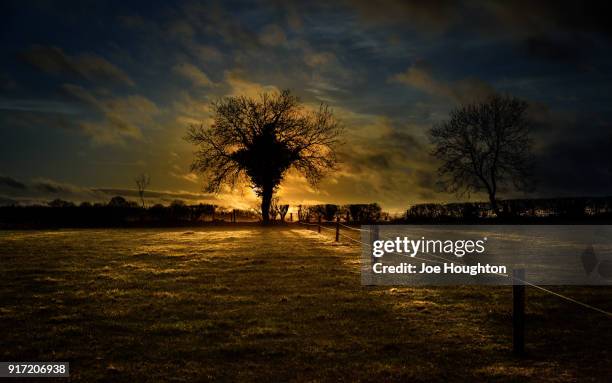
<box><xmin>429</xmin><ymin>94</ymin><xmax>534</xmax><ymax>215</ymax></box>
<box><xmin>186</xmin><ymin>90</ymin><xmax>342</xmax><ymax>223</ymax></box>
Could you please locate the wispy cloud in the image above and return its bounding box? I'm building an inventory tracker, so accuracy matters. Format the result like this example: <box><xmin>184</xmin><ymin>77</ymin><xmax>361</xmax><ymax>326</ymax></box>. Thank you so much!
<box><xmin>172</xmin><ymin>62</ymin><xmax>214</xmax><ymax>87</ymax></box>
<box><xmin>259</xmin><ymin>24</ymin><xmax>287</xmax><ymax>46</ymax></box>
<box><xmin>61</xmin><ymin>84</ymin><xmax>159</xmax><ymax>145</ymax></box>
<box><xmin>0</xmin><ymin>176</ymin><xmax>26</xmax><ymax>190</ymax></box>
<box><xmin>0</xmin><ymin>99</ymin><xmax>82</xmax><ymax>114</ymax></box>
<box><xmin>392</xmin><ymin>61</ymin><xmax>495</xmax><ymax>103</ymax></box>
<box><xmin>21</xmin><ymin>45</ymin><xmax>135</xmax><ymax>86</ymax></box>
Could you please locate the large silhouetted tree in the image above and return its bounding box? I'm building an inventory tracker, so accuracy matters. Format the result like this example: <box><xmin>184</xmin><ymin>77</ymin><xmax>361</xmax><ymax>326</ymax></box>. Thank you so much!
<box><xmin>186</xmin><ymin>90</ymin><xmax>342</xmax><ymax>223</ymax></box>
<box><xmin>429</xmin><ymin>95</ymin><xmax>534</xmax><ymax>216</ymax></box>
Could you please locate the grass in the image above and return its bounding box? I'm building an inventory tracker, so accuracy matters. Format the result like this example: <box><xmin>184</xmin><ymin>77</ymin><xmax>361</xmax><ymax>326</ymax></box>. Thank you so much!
<box><xmin>0</xmin><ymin>226</ymin><xmax>611</xmax><ymax>382</ymax></box>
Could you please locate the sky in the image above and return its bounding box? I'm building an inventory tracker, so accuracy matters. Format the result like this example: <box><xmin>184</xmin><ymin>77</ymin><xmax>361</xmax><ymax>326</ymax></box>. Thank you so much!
<box><xmin>1</xmin><ymin>0</ymin><xmax>612</xmax><ymax>212</ymax></box>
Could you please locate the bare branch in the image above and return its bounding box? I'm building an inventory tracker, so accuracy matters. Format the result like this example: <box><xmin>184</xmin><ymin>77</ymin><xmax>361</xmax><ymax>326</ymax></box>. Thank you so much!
<box><xmin>185</xmin><ymin>89</ymin><xmax>343</xmax><ymax>222</ymax></box>
<box><xmin>429</xmin><ymin>94</ymin><xmax>534</xmax><ymax>216</ymax></box>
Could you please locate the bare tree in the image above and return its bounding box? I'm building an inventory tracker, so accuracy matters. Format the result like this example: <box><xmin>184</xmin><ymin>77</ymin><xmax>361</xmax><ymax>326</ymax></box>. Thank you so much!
<box><xmin>186</xmin><ymin>90</ymin><xmax>343</xmax><ymax>223</ymax></box>
<box><xmin>135</xmin><ymin>173</ymin><xmax>150</xmax><ymax>208</ymax></box>
<box><xmin>429</xmin><ymin>95</ymin><xmax>534</xmax><ymax>216</ymax></box>
<box><xmin>279</xmin><ymin>204</ymin><xmax>289</xmax><ymax>222</ymax></box>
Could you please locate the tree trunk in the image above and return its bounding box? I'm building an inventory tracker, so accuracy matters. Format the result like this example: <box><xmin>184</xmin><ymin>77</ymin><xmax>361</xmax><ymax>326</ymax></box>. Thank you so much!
<box><xmin>489</xmin><ymin>194</ymin><xmax>501</xmax><ymax>217</ymax></box>
<box><xmin>261</xmin><ymin>183</ymin><xmax>273</xmax><ymax>224</ymax></box>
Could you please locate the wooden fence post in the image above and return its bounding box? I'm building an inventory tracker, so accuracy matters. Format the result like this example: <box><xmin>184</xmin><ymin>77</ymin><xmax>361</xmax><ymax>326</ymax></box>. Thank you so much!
<box><xmin>335</xmin><ymin>217</ymin><xmax>340</xmax><ymax>242</ymax></box>
<box><xmin>370</xmin><ymin>225</ymin><xmax>379</xmax><ymax>243</ymax></box>
<box><xmin>318</xmin><ymin>215</ymin><xmax>321</xmax><ymax>233</ymax></box>
<box><xmin>370</xmin><ymin>224</ymin><xmax>379</xmax><ymax>265</ymax></box>
<box><xmin>513</xmin><ymin>268</ymin><xmax>525</xmax><ymax>356</ymax></box>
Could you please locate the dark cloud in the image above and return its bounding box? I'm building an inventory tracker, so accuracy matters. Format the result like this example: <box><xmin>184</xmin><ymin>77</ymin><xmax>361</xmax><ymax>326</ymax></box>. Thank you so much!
<box><xmin>414</xmin><ymin>169</ymin><xmax>437</xmax><ymax>190</ymax></box>
<box><xmin>0</xmin><ymin>176</ymin><xmax>26</xmax><ymax>190</ymax></box>
<box><xmin>483</xmin><ymin>1</ymin><xmax>612</xmax><ymax>38</ymax></box>
<box><xmin>523</xmin><ymin>36</ymin><xmax>581</xmax><ymax>62</ymax></box>
<box><xmin>0</xmin><ymin>178</ymin><xmax>108</xmax><ymax>205</ymax></box>
<box><xmin>0</xmin><ymin>176</ymin><xmax>218</xmax><ymax>206</ymax></box>
<box><xmin>58</xmin><ymin>84</ymin><xmax>158</xmax><ymax>144</ymax></box>
<box><xmin>0</xmin><ymin>109</ymin><xmax>85</xmax><ymax>137</ymax></box>
<box><xmin>20</xmin><ymin>45</ymin><xmax>134</xmax><ymax>86</ymax></box>
<box><xmin>0</xmin><ymin>72</ymin><xmax>18</xmax><ymax>91</ymax></box>
<box><xmin>392</xmin><ymin>61</ymin><xmax>495</xmax><ymax>103</ymax></box>
<box><xmin>364</xmin><ymin>154</ymin><xmax>391</xmax><ymax>170</ymax></box>
<box><xmin>0</xmin><ymin>99</ymin><xmax>81</xmax><ymax>114</ymax></box>
<box><xmin>178</xmin><ymin>2</ymin><xmax>263</xmax><ymax>49</ymax></box>
<box><xmin>534</xmin><ymin>134</ymin><xmax>612</xmax><ymax>197</ymax></box>
<box><xmin>386</xmin><ymin>129</ymin><xmax>425</xmax><ymax>151</ymax></box>
<box><xmin>33</xmin><ymin>179</ymin><xmax>79</xmax><ymax>194</ymax></box>
<box><xmin>0</xmin><ymin>107</ymin><xmax>138</xmax><ymax>147</ymax></box>
<box><xmin>348</xmin><ymin>0</ymin><xmax>612</xmax><ymax>38</ymax></box>
<box><xmin>517</xmin><ymin>34</ymin><xmax>601</xmax><ymax>70</ymax></box>
<box><xmin>348</xmin><ymin>0</ymin><xmax>460</xmax><ymax>33</ymax></box>
<box><xmin>96</xmin><ymin>188</ymin><xmax>218</xmax><ymax>203</ymax></box>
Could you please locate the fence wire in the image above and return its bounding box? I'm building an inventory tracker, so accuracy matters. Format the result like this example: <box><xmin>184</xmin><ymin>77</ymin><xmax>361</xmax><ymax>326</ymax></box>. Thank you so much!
<box><xmin>297</xmin><ymin>222</ymin><xmax>612</xmax><ymax>318</ymax></box>
<box><xmin>338</xmin><ymin>222</ymin><xmax>371</xmax><ymax>232</ymax></box>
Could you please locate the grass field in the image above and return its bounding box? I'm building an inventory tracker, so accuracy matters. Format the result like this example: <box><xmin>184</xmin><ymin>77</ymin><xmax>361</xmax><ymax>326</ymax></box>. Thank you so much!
<box><xmin>1</xmin><ymin>226</ymin><xmax>611</xmax><ymax>382</ymax></box>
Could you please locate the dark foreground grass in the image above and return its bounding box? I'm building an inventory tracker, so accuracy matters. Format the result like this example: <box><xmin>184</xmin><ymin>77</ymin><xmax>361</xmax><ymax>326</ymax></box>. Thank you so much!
<box><xmin>0</xmin><ymin>227</ymin><xmax>610</xmax><ymax>382</ymax></box>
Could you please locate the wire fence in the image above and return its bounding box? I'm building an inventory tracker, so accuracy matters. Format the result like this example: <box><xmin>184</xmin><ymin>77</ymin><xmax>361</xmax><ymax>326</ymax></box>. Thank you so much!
<box><xmin>299</xmin><ymin>218</ymin><xmax>612</xmax><ymax>354</ymax></box>
<box><xmin>296</xmin><ymin>220</ymin><xmax>612</xmax><ymax>318</ymax></box>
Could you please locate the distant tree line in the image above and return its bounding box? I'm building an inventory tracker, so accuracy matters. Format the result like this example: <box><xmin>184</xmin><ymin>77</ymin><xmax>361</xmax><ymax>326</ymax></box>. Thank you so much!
<box><xmin>0</xmin><ymin>197</ymin><xmax>259</xmax><ymax>228</ymax></box>
<box><xmin>4</xmin><ymin>195</ymin><xmax>612</xmax><ymax>229</ymax></box>
<box><xmin>297</xmin><ymin>203</ymin><xmax>384</xmax><ymax>223</ymax></box>
<box><xmin>406</xmin><ymin>196</ymin><xmax>612</xmax><ymax>222</ymax></box>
